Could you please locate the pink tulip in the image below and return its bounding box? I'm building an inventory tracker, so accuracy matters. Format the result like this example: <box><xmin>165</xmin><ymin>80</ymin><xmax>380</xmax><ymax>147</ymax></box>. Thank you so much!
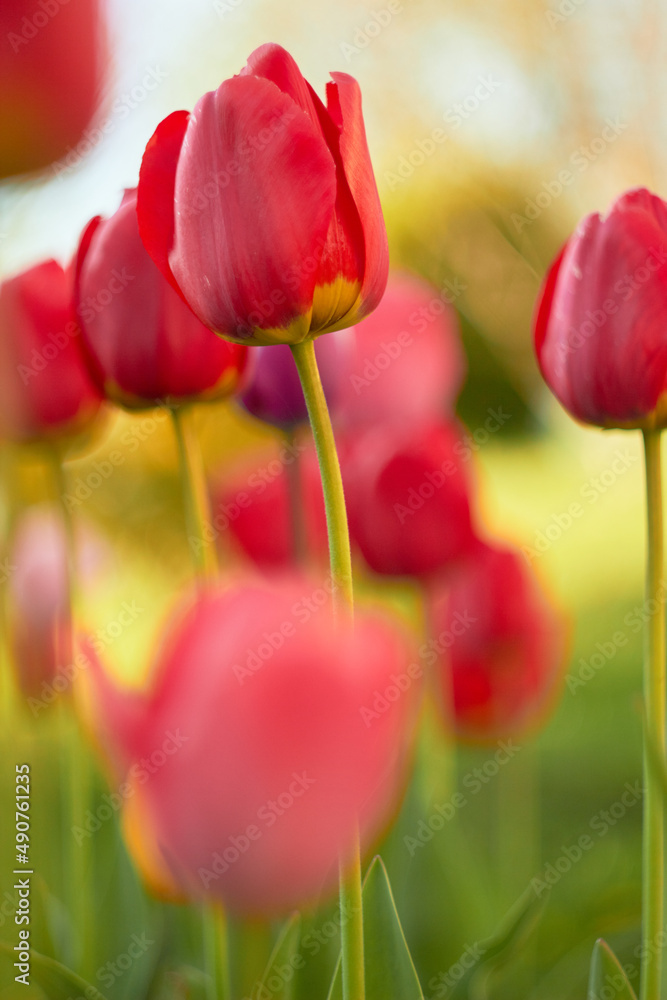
<box><xmin>535</xmin><ymin>187</ymin><xmax>667</xmax><ymax>429</ymax></box>
<box><xmin>137</xmin><ymin>44</ymin><xmax>388</xmax><ymax>345</ymax></box>
<box><xmin>75</xmin><ymin>190</ymin><xmax>249</xmax><ymax>409</ymax></box>
<box><xmin>81</xmin><ymin>576</ymin><xmax>418</xmax><ymax>915</ymax></box>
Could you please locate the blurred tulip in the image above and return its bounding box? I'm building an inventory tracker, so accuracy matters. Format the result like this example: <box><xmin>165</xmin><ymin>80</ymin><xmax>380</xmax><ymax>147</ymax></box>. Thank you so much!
<box><xmin>0</xmin><ymin>0</ymin><xmax>107</xmax><ymax>179</ymax></box>
<box><xmin>137</xmin><ymin>43</ymin><xmax>388</xmax><ymax>346</ymax></box>
<box><xmin>80</xmin><ymin>576</ymin><xmax>418</xmax><ymax>915</ymax></box>
<box><xmin>535</xmin><ymin>187</ymin><xmax>667</xmax><ymax>429</ymax></box>
<box><xmin>343</xmin><ymin>420</ymin><xmax>480</xmax><ymax>579</ymax></box>
<box><xmin>74</xmin><ymin>190</ymin><xmax>249</xmax><ymax>409</ymax></box>
<box><xmin>239</xmin><ymin>332</ymin><xmax>351</xmax><ymax>430</ymax></box>
<box><xmin>8</xmin><ymin>505</ymin><xmax>106</xmax><ymax>707</ymax></box>
<box><xmin>430</xmin><ymin>542</ymin><xmax>565</xmax><ymax>742</ymax></box>
<box><xmin>214</xmin><ymin>442</ymin><xmax>327</xmax><ymax>569</ymax></box>
<box><xmin>337</xmin><ymin>272</ymin><xmax>466</xmax><ymax>430</ymax></box>
<box><xmin>0</xmin><ymin>260</ymin><xmax>102</xmax><ymax>443</ymax></box>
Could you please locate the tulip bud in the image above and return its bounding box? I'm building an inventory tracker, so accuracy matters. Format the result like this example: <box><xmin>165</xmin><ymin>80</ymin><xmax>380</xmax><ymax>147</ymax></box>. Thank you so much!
<box><xmin>80</xmin><ymin>575</ymin><xmax>419</xmax><ymax>915</ymax></box>
<box><xmin>0</xmin><ymin>260</ymin><xmax>102</xmax><ymax>443</ymax></box>
<box><xmin>429</xmin><ymin>542</ymin><xmax>565</xmax><ymax>742</ymax></box>
<box><xmin>238</xmin><ymin>332</ymin><xmax>351</xmax><ymax>430</ymax></box>
<box><xmin>534</xmin><ymin>187</ymin><xmax>667</xmax><ymax>429</ymax></box>
<box><xmin>74</xmin><ymin>190</ymin><xmax>249</xmax><ymax>409</ymax></box>
<box><xmin>343</xmin><ymin>420</ymin><xmax>480</xmax><ymax>579</ymax></box>
<box><xmin>137</xmin><ymin>44</ymin><xmax>388</xmax><ymax>346</ymax></box>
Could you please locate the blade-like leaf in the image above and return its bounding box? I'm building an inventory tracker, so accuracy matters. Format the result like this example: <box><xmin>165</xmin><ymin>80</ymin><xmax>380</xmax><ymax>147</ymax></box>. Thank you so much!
<box><xmin>588</xmin><ymin>939</ymin><xmax>638</xmax><ymax>1000</ymax></box>
<box><xmin>0</xmin><ymin>941</ymin><xmax>108</xmax><ymax>999</ymax></box>
<box><xmin>255</xmin><ymin>912</ymin><xmax>301</xmax><ymax>1000</ymax></box>
<box><xmin>327</xmin><ymin>855</ymin><xmax>424</xmax><ymax>1000</ymax></box>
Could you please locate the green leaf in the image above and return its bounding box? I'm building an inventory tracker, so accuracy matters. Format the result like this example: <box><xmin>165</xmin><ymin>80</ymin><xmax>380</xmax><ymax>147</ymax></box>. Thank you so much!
<box><xmin>448</xmin><ymin>882</ymin><xmax>547</xmax><ymax>1000</ymax></box>
<box><xmin>255</xmin><ymin>913</ymin><xmax>302</xmax><ymax>1000</ymax></box>
<box><xmin>327</xmin><ymin>855</ymin><xmax>424</xmax><ymax>1000</ymax></box>
<box><xmin>0</xmin><ymin>940</ymin><xmax>108</xmax><ymax>999</ymax></box>
<box><xmin>588</xmin><ymin>939</ymin><xmax>638</xmax><ymax>1000</ymax></box>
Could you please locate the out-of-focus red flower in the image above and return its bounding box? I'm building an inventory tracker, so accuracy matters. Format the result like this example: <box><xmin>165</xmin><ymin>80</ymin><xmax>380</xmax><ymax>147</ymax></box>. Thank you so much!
<box><xmin>213</xmin><ymin>442</ymin><xmax>327</xmax><ymax>569</ymax></box>
<box><xmin>137</xmin><ymin>43</ymin><xmax>388</xmax><ymax>346</ymax></box>
<box><xmin>74</xmin><ymin>190</ymin><xmax>249</xmax><ymax>410</ymax></box>
<box><xmin>0</xmin><ymin>0</ymin><xmax>107</xmax><ymax>179</ymax></box>
<box><xmin>239</xmin><ymin>332</ymin><xmax>351</xmax><ymax>430</ymax></box>
<box><xmin>534</xmin><ymin>187</ymin><xmax>667</xmax><ymax>429</ymax></box>
<box><xmin>337</xmin><ymin>272</ymin><xmax>466</xmax><ymax>430</ymax></box>
<box><xmin>80</xmin><ymin>576</ymin><xmax>418</xmax><ymax>915</ymax></box>
<box><xmin>0</xmin><ymin>260</ymin><xmax>102</xmax><ymax>443</ymax></box>
<box><xmin>343</xmin><ymin>420</ymin><xmax>480</xmax><ymax>579</ymax></box>
<box><xmin>430</xmin><ymin>542</ymin><xmax>565</xmax><ymax>742</ymax></box>
<box><xmin>8</xmin><ymin>505</ymin><xmax>107</xmax><ymax>708</ymax></box>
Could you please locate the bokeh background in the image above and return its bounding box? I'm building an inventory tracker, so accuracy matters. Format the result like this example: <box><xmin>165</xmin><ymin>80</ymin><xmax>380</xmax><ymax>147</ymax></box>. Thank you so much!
<box><xmin>0</xmin><ymin>0</ymin><xmax>662</xmax><ymax>997</ymax></box>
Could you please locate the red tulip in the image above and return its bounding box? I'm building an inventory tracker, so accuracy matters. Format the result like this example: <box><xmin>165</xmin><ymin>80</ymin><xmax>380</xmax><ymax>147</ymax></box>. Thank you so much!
<box><xmin>137</xmin><ymin>43</ymin><xmax>388</xmax><ymax>346</ymax></box>
<box><xmin>0</xmin><ymin>0</ymin><xmax>107</xmax><ymax>179</ymax></box>
<box><xmin>337</xmin><ymin>272</ymin><xmax>466</xmax><ymax>430</ymax></box>
<box><xmin>343</xmin><ymin>420</ymin><xmax>480</xmax><ymax>579</ymax></box>
<box><xmin>430</xmin><ymin>542</ymin><xmax>565</xmax><ymax>742</ymax></box>
<box><xmin>214</xmin><ymin>442</ymin><xmax>327</xmax><ymax>569</ymax></box>
<box><xmin>534</xmin><ymin>187</ymin><xmax>667</xmax><ymax>429</ymax></box>
<box><xmin>74</xmin><ymin>190</ymin><xmax>249</xmax><ymax>409</ymax></box>
<box><xmin>0</xmin><ymin>260</ymin><xmax>102</xmax><ymax>443</ymax></box>
<box><xmin>80</xmin><ymin>576</ymin><xmax>418</xmax><ymax>915</ymax></box>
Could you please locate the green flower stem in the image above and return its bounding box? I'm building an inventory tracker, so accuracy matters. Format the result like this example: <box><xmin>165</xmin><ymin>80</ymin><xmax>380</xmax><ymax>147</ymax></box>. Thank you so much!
<box><xmin>290</xmin><ymin>339</ymin><xmax>363</xmax><ymax>1000</ymax></box>
<box><xmin>51</xmin><ymin>449</ymin><xmax>91</xmax><ymax>975</ymax></box>
<box><xmin>203</xmin><ymin>903</ymin><xmax>230</xmax><ymax>1000</ymax></box>
<box><xmin>171</xmin><ymin>405</ymin><xmax>216</xmax><ymax>585</ymax></box>
<box><xmin>289</xmin><ymin>340</ymin><xmax>353</xmax><ymax>612</ymax></box>
<box><xmin>641</xmin><ymin>428</ymin><xmax>665</xmax><ymax>1000</ymax></box>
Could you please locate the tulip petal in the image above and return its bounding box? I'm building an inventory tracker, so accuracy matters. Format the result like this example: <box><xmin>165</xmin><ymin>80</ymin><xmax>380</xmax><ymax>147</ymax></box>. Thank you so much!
<box><xmin>241</xmin><ymin>43</ymin><xmax>320</xmax><ymax>124</ymax></box>
<box><xmin>536</xmin><ymin>187</ymin><xmax>667</xmax><ymax>427</ymax></box>
<box><xmin>326</xmin><ymin>73</ymin><xmax>389</xmax><ymax>323</ymax></box>
<box><xmin>169</xmin><ymin>75</ymin><xmax>338</xmax><ymax>344</ymax></box>
<box><xmin>137</xmin><ymin>109</ymin><xmax>190</xmax><ymax>297</ymax></box>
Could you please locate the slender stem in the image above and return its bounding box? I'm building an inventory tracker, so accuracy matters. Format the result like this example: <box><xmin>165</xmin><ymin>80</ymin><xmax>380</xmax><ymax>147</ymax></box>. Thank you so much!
<box><xmin>641</xmin><ymin>428</ymin><xmax>665</xmax><ymax>1000</ymax></box>
<box><xmin>171</xmin><ymin>405</ymin><xmax>216</xmax><ymax>585</ymax></box>
<box><xmin>284</xmin><ymin>428</ymin><xmax>307</xmax><ymax>566</ymax></box>
<box><xmin>290</xmin><ymin>339</ymin><xmax>362</xmax><ymax>999</ymax></box>
<box><xmin>203</xmin><ymin>903</ymin><xmax>230</xmax><ymax>1000</ymax></box>
<box><xmin>289</xmin><ymin>341</ymin><xmax>352</xmax><ymax>611</ymax></box>
<box><xmin>339</xmin><ymin>832</ymin><xmax>365</xmax><ymax>1000</ymax></box>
